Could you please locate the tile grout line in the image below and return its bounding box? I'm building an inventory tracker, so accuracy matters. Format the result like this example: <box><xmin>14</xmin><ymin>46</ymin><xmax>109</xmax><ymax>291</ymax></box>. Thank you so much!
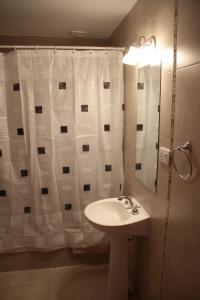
<box><xmin>176</xmin><ymin>61</ymin><xmax>200</xmax><ymax>71</ymax></box>
<box><xmin>159</xmin><ymin>0</ymin><xmax>179</xmax><ymax>299</ymax></box>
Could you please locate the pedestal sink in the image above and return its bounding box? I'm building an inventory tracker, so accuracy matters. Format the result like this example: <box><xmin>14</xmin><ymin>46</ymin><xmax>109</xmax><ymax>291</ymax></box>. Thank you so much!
<box><xmin>84</xmin><ymin>197</ymin><xmax>150</xmax><ymax>300</ymax></box>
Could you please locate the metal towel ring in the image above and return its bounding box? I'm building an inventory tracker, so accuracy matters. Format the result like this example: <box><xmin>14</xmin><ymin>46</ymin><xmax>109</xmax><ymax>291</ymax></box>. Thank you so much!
<box><xmin>172</xmin><ymin>141</ymin><xmax>193</xmax><ymax>182</ymax></box>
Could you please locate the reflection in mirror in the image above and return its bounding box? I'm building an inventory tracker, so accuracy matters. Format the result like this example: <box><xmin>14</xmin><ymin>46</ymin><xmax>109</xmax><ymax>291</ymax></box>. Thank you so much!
<box><xmin>135</xmin><ymin>64</ymin><xmax>161</xmax><ymax>192</ymax></box>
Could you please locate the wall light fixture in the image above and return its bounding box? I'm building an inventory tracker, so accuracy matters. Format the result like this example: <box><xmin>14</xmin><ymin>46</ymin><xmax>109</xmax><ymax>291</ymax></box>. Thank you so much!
<box><xmin>123</xmin><ymin>35</ymin><xmax>160</xmax><ymax>66</ymax></box>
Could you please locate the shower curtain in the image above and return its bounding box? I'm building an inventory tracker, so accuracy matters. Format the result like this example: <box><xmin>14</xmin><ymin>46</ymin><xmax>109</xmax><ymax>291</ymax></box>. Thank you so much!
<box><xmin>0</xmin><ymin>49</ymin><xmax>124</xmax><ymax>252</ymax></box>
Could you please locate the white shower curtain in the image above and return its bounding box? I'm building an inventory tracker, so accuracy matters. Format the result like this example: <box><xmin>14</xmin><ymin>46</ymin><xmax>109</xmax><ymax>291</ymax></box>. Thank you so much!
<box><xmin>0</xmin><ymin>49</ymin><xmax>124</xmax><ymax>252</ymax></box>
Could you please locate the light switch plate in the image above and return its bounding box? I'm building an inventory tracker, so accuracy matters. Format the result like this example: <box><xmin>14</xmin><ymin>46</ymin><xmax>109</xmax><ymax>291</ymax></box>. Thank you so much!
<box><xmin>159</xmin><ymin>147</ymin><xmax>171</xmax><ymax>165</ymax></box>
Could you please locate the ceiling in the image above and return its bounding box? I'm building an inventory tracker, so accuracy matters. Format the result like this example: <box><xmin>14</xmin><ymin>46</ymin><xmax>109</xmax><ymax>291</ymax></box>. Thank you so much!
<box><xmin>0</xmin><ymin>0</ymin><xmax>138</xmax><ymax>39</ymax></box>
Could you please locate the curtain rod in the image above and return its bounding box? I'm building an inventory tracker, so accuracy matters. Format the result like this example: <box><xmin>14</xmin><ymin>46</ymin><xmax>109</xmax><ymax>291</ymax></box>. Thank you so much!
<box><xmin>0</xmin><ymin>45</ymin><xmax>125</xmax><ymax>51</ymax></box>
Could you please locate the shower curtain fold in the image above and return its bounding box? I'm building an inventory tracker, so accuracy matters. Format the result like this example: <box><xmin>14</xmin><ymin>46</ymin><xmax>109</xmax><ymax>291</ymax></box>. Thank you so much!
<box><xmin>0</xmin><ymin>49</ymin><xmax>123</xmax><ymax>253</ymax></box>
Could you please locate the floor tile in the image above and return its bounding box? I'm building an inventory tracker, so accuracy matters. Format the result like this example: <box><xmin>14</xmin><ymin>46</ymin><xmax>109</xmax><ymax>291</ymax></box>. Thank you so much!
<box><xmin>0</xmin><ymin>288</ymin><xmax>9</xmax><ymax>300</ymax></box>
<box><xmin>9</xmin><ymin>268</ymin><xmax>49</xmax><ymax>287</ymax></box>
<box><xmin>8</xmin><ymin>285</ymin><xmax>49</xmax><ymax>300</ymax></box>
<box><xmin>0</xmin><ymin>272</ymin><xmax>11</xmax><ymax>288</ymax></box>
<box><xmin>49</xmin><ymin>264</ymin><xmax>108</xmax><ymax>300</ymax></box>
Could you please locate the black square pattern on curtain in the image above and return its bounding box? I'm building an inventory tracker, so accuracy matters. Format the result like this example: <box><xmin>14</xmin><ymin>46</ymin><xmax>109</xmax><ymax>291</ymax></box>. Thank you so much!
<box><xmin>104</xmin><ymin>124</ymin><xmax>110</xmax><ymax>131</ymax></box>
<box><xmin>65</xmin><ymin>203</ymin><xmax>72</xmax><ymax>210</ymax></box>
<box><xmin>24</xmin><ymin>206</ymin><xmax>31</xmax><ymax>213</ymax></box>
<box><xmin>17</xmin><ymin>128</ymin><xmax>24</xmax><ymax>135</ymax></box>
<box><xmin>13</xmin><ymin>83</ymin><xmax>20</xmax><ymax>91</ymax></box>
<box><xmin>41</xmin><ymin>188</ymin><xmax>48</xmax><ymax>195</ymax></box>
<box><xmin>136</xmin><ymin>124</ymin><xmax>143</xmax><ymax>131</ymax></box>
<box><xmin>82</xmin><ymin>144</ymin><xmax>89</xmax><ymax>152</ymax></box>
<box><xmin>59</xmin><ymin>82</ymin><xmax>66</xmax><ymax>89</ymax></box>
<box><xmin>135</xmin><ymin>163</ymin><xmax>142</xmax><ymax>170</ymax></box>
<box><xmin>35</xmin><ymin>106</ymin><xmax>43</xmax><ymax>113</ymax></box>
<box><xmin>0</xmin><ymin>49</ymin><xmax>124</xmax><ymax>252</ymax></box>
<box><xmin>60</xmin><ymin>126</ymin><xmax>68</xmax><ymax>133</ymax></box>
<box><xmin>81</xmin><ymin>105</ymin><xmax>88</xmax><ymax>112</ymax></box>
<box><xmin>38</xmin><ymin>147</ymin><xmax>45</xmax><ymax>154</ymax></box>
<box><xmin>0</xmin><ymin>190</ymin><xmax>6</xmax><ymax>197</ymax></box>
<box><xmin>103</xmin><ymin>82</ymin><xmax>110</xmax><ymax>89</ymax></box>
<box><xmin>84</xmin><ymin>184</ymin><xmax>90</xmax><ymax>191</ymax></box>
<box><xmin>105</xmin><ymin>165</ymin><xmax>112</xmax><ymax>172</ymax></box>
<box><xmin>63</xmin><ymin>166</ymin><xmax>70</xmax><ymax>174</ymax></box>
<box><xmin>21</xmin><ymin>169</ymin><xmax>28</xmax><ymax>177</ymax></box>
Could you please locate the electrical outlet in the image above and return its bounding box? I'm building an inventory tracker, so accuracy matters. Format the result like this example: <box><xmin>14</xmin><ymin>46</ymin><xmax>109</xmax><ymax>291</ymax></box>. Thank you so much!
<box><xmin>159</xmin><ymin>147</ymin><xmax>171</xmax><ymax>165</ymax></box>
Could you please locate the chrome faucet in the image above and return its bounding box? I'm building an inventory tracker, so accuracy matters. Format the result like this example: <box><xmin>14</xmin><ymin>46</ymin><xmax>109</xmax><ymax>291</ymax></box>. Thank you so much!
<box><xmin>118</xmin><ymin>195</ymin><xmax>133</xmax><ymax>207</ymax></box>
<box><xmin>118</xmin><ymin>196</ymin><xmax>139</xmax><ymax>214</ymax></box>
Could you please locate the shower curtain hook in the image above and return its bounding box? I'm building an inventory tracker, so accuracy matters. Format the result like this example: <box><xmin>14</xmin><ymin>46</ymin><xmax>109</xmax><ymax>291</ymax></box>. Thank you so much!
<box><xmin>54</xmin><ymin>46</ymin><xmax>57</xmax><ymax>54</ymax></box>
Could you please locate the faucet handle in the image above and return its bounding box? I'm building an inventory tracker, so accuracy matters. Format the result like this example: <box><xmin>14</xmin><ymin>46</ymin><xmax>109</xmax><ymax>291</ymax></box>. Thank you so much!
<box><xmin>131</xmin><ymin>205</ymin><xmax>140</xmax><ymax>215</ymax></box>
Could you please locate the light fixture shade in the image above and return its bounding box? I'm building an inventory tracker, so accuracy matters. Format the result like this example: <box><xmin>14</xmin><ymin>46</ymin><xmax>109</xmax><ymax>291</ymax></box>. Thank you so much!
<box><xmin>122</xmin><ymin>36</ymin><xmax>161</xmax><ymax>66</ymax></box>
<box><xmin>122</xmin><ymin>46</ymin><xmax>138</xmax><ymax>65</ymax></box>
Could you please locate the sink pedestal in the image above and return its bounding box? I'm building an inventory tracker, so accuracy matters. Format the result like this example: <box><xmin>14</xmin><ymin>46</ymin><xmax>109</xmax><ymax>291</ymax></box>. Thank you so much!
<box><xmin>84</xmin><ymin>197</ymin><xmax>150</xmax><ymax>300</ymax></box>
<box><xmin>108</xmin><ymin>235</ymin><xmax>128</xmax><ymax>300</ymax></box>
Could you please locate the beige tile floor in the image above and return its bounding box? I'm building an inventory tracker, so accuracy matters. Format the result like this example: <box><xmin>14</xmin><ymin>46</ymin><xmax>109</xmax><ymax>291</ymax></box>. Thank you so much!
<box><xmin>0</xmin><ymin>264</ymin><xmax>109</xmax><ymax>300</ymax></box>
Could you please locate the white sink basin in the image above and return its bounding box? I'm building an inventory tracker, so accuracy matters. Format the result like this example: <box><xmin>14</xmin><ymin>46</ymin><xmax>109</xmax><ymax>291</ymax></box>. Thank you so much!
<box><xmin>84</xmin><ymin>197</ymin><xmax>150</xmax><ymax>300</ymax></box>
<box><xmin>84</xmin><ymin>197</ymin><xmax>150</xmax><ymax>235</ymax></box>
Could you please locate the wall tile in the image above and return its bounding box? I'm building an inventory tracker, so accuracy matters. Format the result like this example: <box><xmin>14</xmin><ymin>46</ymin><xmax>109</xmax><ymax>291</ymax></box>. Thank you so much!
<box><xmin>163</xmin><ymin>203</ymin><xmax>200</xmax><ymax>299</ymax></box>
<box><xmin>137</xmin><ymin>244</ymin><xmax>162</xmax><ymax>300</ymax></box>
<box><xmin>124</xmin><ymin>125</ymin><xmax>136</xmax><ymax>175</ymax></box>
<box><xmin>162</xmin><ymin>258</ymin><xmax>195</xmax><ymax>300</ymax></box>
<box><xmin>124</xmin><ymin>124</ymin><xmax>135</xmax><ymax>156</ymax></box>
<box><xmin>127</xmin><ymin>175</ymin><xmax>168</xmax><ymax>253</ymax></box>
<box><xmin>159</xmin><ymin>72</ymin><xmax>173</xmax><ymax>138</ymax></box>
<box><xmin>110</xmin><ymin>0</ymin><xmax>176</xmax><ymax>299</ymax></box>
<box><xmin>150</xmin><ymin>0</ymin><xmax>174</xmax><ymax>72</ymax></box>
<box><xmin>177</xmin><ymin>0</ymin><xmax>200</xmax><ymax>68</ymax></box>
<box><xmin>124</xmin><ymin>82</ymin><xmax>137</xmax><ymax>127</ymax></box>
<box><xmin>136</xmin><ymin>275</ymin><xmax>159</xmax><ymax>300</ymax></box>
<box><xmin>174</xmin><ymin>64</ymin><xmax>200</xmax><ymax>145</ymax></box>
<box><xmin>124</xmin><ymin>65</ymin><xmax>138</xmax><ymax>84</ymax></box>
<box><xmin>135</xmin><ymin>192</ymin><xmax>168</xmax><ymax>253</ymax></box>
<box><xmin>149</xmin><ymin>0</ymin><xmax>172</xmax><ymax>19</ymax></box>
<box><xmin>171</xmin><ymin>138</ymin><xmax>200</xmax><ymax>222</ymax></box>
<box><xmin>123</xmin><ymin>167</ymin><xmax>136</xmax><ymax>196</ymax></box>
<box><xmin>110</xmin><ymin>0</ymin><xmax>200</xmax><ymax>299</ymax></box>
<box><xmin>110</xmin><ymin>0</ymin><xmax>151</xmax><ymax>47</ymax></box>
<box><xmin>125</xmin><ymin>158</ymin><xmax>168</xmax><ymax>299</ymax></box>
<box><xmin>128</xmin><ymin>240</ymin><xmax>137</xmax><ymax>294</ymax></box>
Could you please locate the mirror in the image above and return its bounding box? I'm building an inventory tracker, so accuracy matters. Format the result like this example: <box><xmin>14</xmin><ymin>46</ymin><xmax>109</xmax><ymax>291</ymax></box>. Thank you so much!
<box><xmin>135</xmin><ymin>64</ymin><xmax>161</xmax><ymax>192</ymax></box>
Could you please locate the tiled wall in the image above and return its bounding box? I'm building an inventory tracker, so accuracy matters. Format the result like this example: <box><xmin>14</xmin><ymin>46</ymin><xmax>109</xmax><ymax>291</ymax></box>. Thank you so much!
<box><xmin>162</xmin><ymin>1</ymin><xmax>200</xmax><ymax>299</ymax></box>
<box><xmin>110</xmin><ymin>0</ymin><xmax>200</xmax><ymax>299</ymax></box>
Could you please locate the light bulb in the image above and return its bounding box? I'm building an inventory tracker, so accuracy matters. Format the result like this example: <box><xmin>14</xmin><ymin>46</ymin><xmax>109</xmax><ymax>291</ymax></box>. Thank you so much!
<box><xmin>122</xmin><ymin>46</ymin><xmax>139</xmax><ymax>65</ymax></box>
